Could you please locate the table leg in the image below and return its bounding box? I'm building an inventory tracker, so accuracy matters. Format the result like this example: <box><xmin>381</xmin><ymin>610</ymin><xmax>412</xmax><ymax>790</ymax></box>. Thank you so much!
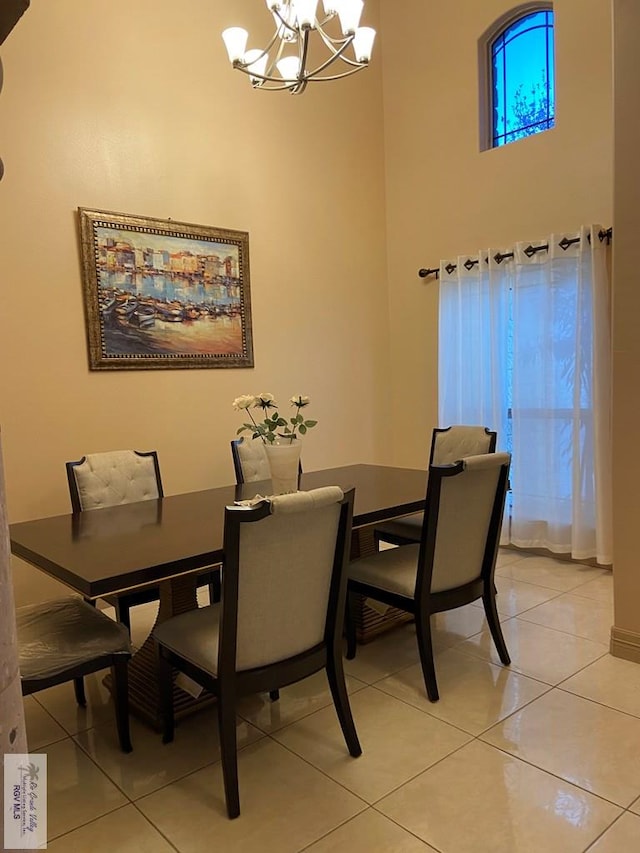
<box><xmin>108</xmin><ymin>570</ymin><xmax>219</xmax><ymax>730</ymax></box>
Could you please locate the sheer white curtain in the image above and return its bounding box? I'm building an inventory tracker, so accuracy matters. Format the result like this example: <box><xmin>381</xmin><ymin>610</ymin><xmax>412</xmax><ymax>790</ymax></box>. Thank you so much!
<box><xmin>439</xmin><ymin>226</ymin><xmax>612</xmax><ymax>563</ymax></box>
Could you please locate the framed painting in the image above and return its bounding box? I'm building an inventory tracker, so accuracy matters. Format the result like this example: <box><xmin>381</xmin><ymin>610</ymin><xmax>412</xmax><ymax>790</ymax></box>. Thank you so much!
<box><xmin>78</xmin><ymin>208</ymin><xmax>254</xmax><ymax>370</ymax></box>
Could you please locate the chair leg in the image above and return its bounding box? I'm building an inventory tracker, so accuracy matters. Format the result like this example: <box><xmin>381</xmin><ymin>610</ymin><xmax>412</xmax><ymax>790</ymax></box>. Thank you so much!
<box><xmin>269</xmin><ymin>689</ymin><xmax>280</xmax><ymax>701</ymax></box>
<box><xmin>345</xmin><ymin>590</ymin><xmax>357</xmax><ymax>660</ymax></box>
<box><xmin>217</xmin><ymin>693</ymin><xmax>240</xmax><ymax>819</ymax></box>
<box><xmin>158</xmin><ymin>652</ymin><xmax>175</xmax><ymax>745</ymax></box>
<box><xmin>326</xmin><ymin>646</ymin><xmax>362</xmax><ymax>757</ymax></box>
<box><xmin>73</xmin><ymin>677</ymin><xmax>86</xmax><ymax>707</ymax></box>
<box><xmin>110</xmin><ymin>658</ymin><xmax>133</xmax><ymax>753</ymax></box>
<box><xmin>415</xmin><ymin>610</ymin><xmax>439</xmax><ymax>702</ymax></box>
<box><xmin>483</xmin><ymin>588</ymin><xmax>511</xmax><ymax>666</ymax></box>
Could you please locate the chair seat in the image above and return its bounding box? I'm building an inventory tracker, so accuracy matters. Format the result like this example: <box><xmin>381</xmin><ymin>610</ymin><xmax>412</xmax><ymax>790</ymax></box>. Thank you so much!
<box><xmin>350</xmin><ymin>544</ymin><xmax>420</xmax><ymax>598</ymax></box>
<box><xmin>374</xmin><ymin>512</ymin><xmax>423</xmax><ymax>543</ymax></box>
<box><xmin>350</xmin><ymin>542</ymin><xmax>474</xmax><ymax>597</ymax></box>
<box><xmin>17</xmin><ymin>597</ymin><xmax>130</xmax><ymax>682</ymax></box>
<box><xmin>154</xmin><ymin>605</ymin><xmax>221</xmax><ymax>677</ymax></box>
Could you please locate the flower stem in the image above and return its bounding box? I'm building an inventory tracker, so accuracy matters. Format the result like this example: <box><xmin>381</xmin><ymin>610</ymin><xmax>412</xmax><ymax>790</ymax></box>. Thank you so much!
<box><xmin>289</xmin><ymin>404</ymin><xmax>301</xmax><ymax>443</ymax></box>
<box><xmin>248</xmin><ymin>409</ymin><xmax>266</xmax><ymax>444</ymax></box>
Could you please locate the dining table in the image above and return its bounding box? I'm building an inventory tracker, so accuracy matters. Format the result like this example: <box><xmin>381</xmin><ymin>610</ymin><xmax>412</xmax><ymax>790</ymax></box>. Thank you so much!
<box><xmin>10</xmin><ymin>463</ymin><xmax>427</xmax><ymax>728</ymax></box>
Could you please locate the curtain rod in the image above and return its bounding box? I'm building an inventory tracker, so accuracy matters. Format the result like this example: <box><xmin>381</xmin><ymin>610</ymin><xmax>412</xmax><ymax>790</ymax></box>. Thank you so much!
<box><xmin>418</xmin><ymin>227</ymin><xmax>613</xmax><ymax>280</ymax></box>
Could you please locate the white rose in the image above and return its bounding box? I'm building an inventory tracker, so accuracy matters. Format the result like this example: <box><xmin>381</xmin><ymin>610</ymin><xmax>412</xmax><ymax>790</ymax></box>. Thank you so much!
<box><xmin>255</xmin><ymin>392</ymin><xmax>276</xmax><ymax>409</ymax></box>
<box><xmin>232</xmin><ymin>394</ymin><xmax>257</xmax><ymax>410</ymax></box>
<box><xmin>290</xmin><ymin>395</ymin><xmax>310</xmax><ymax>407</ymax></box>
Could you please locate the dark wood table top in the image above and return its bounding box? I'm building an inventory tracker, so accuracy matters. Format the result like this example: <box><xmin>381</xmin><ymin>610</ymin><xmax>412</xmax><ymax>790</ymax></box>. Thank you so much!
<box><xmin>10</xmin><ymin>463</ymin><xmax>427</xmax><ymax>599</ymax></box>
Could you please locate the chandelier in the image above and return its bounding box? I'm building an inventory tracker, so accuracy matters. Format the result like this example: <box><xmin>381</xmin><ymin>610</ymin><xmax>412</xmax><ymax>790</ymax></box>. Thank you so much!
<box><xmin>221</xmin><ymin>1</ymin><xmax>376</xmax><ymax>95</ymax></box>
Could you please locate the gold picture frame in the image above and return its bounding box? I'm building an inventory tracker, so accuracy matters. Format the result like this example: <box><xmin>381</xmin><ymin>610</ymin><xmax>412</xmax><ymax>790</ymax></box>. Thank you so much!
<box><xmin>78</xmin><ymin>207</ymin><xmax>254</xmax><ymax>370</ymax></box>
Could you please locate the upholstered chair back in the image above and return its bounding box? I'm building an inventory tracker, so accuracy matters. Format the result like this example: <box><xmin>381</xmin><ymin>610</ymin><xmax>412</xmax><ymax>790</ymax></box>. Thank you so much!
<box><xmin>430</xmin><ymin>426</ymin><xmax>497</xmax><ymax>466</ymax></box>
<box><xmin>225</xmin><ymin>486</ymin><xmax>345</xmax><ymax>671</ymax></box>
<box><xmin>66</xmin><ymin>450</ymin><xmax>163</xmax><ymax>511</ymax></box>
<box><xmin>230</xmin><ymin>438</ymin><xmax>270</xmax><ymax>484</ymax></box>
<box><xmin>427</xmin><ymin>452</ymin><xmax>510</xmax><ymax>594</ymax></box>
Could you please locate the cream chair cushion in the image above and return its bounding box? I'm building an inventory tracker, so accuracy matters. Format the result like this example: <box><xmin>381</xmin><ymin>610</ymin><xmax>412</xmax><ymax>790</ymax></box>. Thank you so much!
<box><xmin>349</xmin><ymin>544</ymin><xmax>420</xmax><ymax>597</ymax></box>
<box><xmin>235</xmin><ymin>438</ymin><xmax>270</xmax><ymax>483</ymax></box>
<box><xmin>71</xmin><ymin>450</ymin><xmax>160</xmax><ymax>510</ymax></box>
<box><xmin>431</xmin><ymin>425</ymin><xmax>495</xmax><ymax>465</ymax></box>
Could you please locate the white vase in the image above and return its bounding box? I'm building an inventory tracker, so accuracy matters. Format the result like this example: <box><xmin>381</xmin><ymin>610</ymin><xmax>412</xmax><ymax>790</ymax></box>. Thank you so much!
<box><xmin>264</xmin><ymin>441</ymin><xmax>301</xmax><ymax>495</ymax></box>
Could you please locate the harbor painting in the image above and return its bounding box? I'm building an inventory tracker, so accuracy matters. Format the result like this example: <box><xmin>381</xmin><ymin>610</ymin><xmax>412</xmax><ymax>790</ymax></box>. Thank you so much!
<box><xmin>78</xmin><ymin>208</ymin><xmax>254</xmax><ymax>370</ymax></box>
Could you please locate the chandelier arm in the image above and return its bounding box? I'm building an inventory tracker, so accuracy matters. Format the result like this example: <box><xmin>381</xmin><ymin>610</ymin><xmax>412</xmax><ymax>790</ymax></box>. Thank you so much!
<box><xmin>297</xmin><ymin>27</ymin><xmax>310</xmax><ymax>83</ymax></box>
<box><xmin>272</xmin><ymin>6</ymin><xmax>298</xmax><ymax>38</ymax></box>
<box><xmin>254</xmin><ymin>81</ymin><xmax>298</xmax><ymax>91</ymax></box>
<box><xmin>231</xmin><ymin>62</ymin><xmax>365</xmax><ymax>86</ymax></box>
<box><xmin>302</xmin><ymin>36</ymin><xmax>364</xmax><ymax>78</ymax></box>
<box><xmin>314</xmin><ymin>26</ymin><xmax>367</xmax><ymax>68</ymax></box>
<box><xmin>303</xmin><ymin>64</ymin><xmax>367</xmax><ymax>82</ymax></box>
<box><xmin>231</xmin><ymin>65</ymin><xmax>298</xmax><ymax>88</ymax></box>
<box><xmin>265</xmin><ymin>33</ymin><xmax>288</xmax><ymax>77</ymax></box>
<box><xmin>314</xmin><ymin>20</ymin><xmax>372</xmax><ymax>66</ymax></box>
<box><xmin>314</xmin><ymin>22</ymin><xmax>352</xmax><ymax>49</ymax></box>
<box><xmin>322</xmin><ymin>53</ymin><xmax>366</xmax><ymax>70</ymax></box>
<box><xmin>226</xmin><ymin>58</ymin><xmax>296</xmax><ymax>89</ymax></box>
<box><xmin>316</xmin><ymin>12</ymin><xmax>335</xmax><ymax>29</ymax></box>
<box><xmin>236</xmin><ymin>42</ymin><xmax>368</xmax><ymax>87</ymax></box>
<box><xmin>234</xmin><ymin>27</ymin><xmax>282</xmax><ymax>75</ymax></box>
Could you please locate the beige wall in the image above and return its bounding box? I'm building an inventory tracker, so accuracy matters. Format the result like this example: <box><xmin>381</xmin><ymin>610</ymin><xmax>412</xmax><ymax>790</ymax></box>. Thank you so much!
<box><xmin>611</xmin><ymin>0</ymin><xmax>640</xmax><ymax>659</ymax></box>
<box><xmin>380</xmin><ymin>0</ymin><xmax>640</xmax><ymax>655</ymax></box>
<box><xmin>0</xmin><ymin>0</ymin><xmax>389</xmax><ymax>604</ymax></box>
<box><xmin>1</xmin><ymin>1</ymin><xmax>626</xmax><ymax>626</ymax></box>
<box><xmin>380</xmin><ymin>0</ymin><xmax>613</xmax><ymax>467</ymax></box>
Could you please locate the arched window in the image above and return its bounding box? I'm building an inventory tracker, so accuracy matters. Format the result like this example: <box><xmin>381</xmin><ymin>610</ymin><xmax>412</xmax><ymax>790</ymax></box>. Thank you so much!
<box><xmin>485</xmin><ymin>5</ymin><xmax>555</xmax><ymax>148</ymax></box>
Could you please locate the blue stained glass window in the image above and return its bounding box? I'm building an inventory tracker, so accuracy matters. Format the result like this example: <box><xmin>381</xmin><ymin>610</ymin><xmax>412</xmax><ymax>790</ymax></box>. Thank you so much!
<box><xmin>491</xmin><ymin>9</ymin><xmax>555</xmax><ymax>147</ymax></box>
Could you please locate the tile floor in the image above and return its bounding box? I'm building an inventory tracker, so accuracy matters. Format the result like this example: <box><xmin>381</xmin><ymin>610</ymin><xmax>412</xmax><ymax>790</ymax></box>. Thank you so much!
<box><xmin>23</xmin><ymin>549</ymin><xmax>640</xmax><ymax>852</ymax></box>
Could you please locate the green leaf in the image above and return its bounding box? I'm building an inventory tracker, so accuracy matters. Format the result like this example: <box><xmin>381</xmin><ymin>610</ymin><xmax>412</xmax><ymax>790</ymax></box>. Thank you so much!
<box><xmin>299</xmin><ymin>424</ymin><xmax>307</xmax><ymax>434</ymax></box>
<box><xmin>304</xmin><ymin>420</ymin><xmax>318</xmax><ymax>427</ymax></box>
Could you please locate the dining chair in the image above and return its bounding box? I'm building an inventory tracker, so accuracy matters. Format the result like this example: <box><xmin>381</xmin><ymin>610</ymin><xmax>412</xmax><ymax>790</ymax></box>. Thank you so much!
<box><xmin>17</xmin><ymin>596</ymin><xmax>133</xmax><ymax>752</ymax></box>
<box><xmin>154</xmin><ymin>486</ymin><xmax>361</xmax><ymax>819</ymax></box>
<box><xmin>230</xmin><ymin>436</ymin><xmax>303</xmax><ymax>484</ymax></box>
<box><xmin>374</xmin><ymin>425</ymin><xmax>497</xmax><ymax>548</ymax></box>
<box><xmin>230</xmin><ymin>436</ymin><xmax>304</xmax><ymax>700</ymax></box>
<box><xmin>230</xmin><ymin>437</ymin><xmax>270</xmax><ymax>484</ymax></box>
<box><xmin>347</xmin><ymin>452</ymin><xmax>511</xmax><ymax>702</ymax></box>
<box><xmin>66</xmin><ymin>449</ymin><xmax>219</xmax><ymax>630</ymax></box>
